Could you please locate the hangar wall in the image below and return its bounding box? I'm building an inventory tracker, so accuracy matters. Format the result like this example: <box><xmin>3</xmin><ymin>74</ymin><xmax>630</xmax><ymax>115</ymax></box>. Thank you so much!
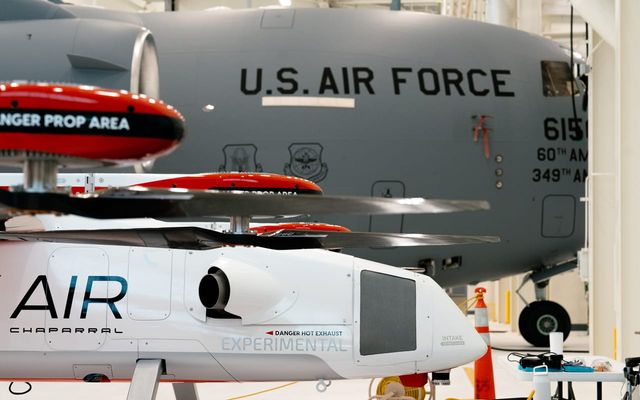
<box><xmin>475</xmin><ymin>270</ymin><xmax>588</xmax><ymax>333</ymax></box>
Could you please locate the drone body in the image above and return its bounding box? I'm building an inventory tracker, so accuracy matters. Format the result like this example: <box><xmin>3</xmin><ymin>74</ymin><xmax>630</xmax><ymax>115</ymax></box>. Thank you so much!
<box><xmin>0</xmin><ymin>240</ymin><xmax>485</xmax><ymax>383</ymax></box>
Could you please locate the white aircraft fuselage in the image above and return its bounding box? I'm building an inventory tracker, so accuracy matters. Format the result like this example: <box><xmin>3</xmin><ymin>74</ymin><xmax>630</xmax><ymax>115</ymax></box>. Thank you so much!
<box><xmin>0</xmin><ymin>233</ymin><xmax>485</xmax><ymax>382</ymax></box>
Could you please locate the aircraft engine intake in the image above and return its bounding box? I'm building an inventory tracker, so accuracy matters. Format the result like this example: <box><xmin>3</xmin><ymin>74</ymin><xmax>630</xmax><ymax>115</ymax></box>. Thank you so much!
<box><xmin>198</xmin><ymin>268</ymin><xmax>230</xmax><ymax>310</ymax></box>
<box><xmin>0</xmin><ymin>18</ymin><xmax>159</xmax><ymax>97</ymax></box>
<box><xmin>185</xmin><ymin>253</ymin><xmax>297</xmax><ymax>324</ymax></box>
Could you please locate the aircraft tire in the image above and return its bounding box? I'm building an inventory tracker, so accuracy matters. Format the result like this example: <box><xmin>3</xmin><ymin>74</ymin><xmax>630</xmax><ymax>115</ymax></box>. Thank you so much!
<box><xmin>518</xmin><ymin>300</ymin><xmax>571</xmax><ymax>347</ymax></box>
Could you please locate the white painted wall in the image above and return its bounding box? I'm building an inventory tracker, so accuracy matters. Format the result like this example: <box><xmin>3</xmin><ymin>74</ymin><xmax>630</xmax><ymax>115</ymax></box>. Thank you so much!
<box><xmin>587</xmin><ymin>30</ymin><xmax>616</xmax><ymax>359</ymax></box>
<box><xmin>548</xmin><ymin>269</ymin><xmax>588</xmax><ymax>326</ymax></box>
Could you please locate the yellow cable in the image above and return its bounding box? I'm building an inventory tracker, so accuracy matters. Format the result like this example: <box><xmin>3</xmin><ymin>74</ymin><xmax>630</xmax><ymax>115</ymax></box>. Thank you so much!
<box><xmin>456</xmin><ymin>298</ymin><xmax>467</xmax><ymax>307</ymax></box>
<box><xmin>226</xmin><ymin>381</ymin><xmax>298</xmax><ymax>400</ymax></box>
<box><xmin>457</xmin><ymin>297</ymin><xmax>474</xmax><ymax>308</ymax></box>
<box><xmin>457</xmin><ymin>296</ymin><xmax>478</xmax><ymax>313</ymax></box>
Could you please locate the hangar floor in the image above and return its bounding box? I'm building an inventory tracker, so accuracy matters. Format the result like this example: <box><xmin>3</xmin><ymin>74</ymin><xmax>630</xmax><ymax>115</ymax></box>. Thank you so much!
<box><xmin>0</xmin><ymin>326</ymin><xmax>624</xmax><ymax>400</ymax></box>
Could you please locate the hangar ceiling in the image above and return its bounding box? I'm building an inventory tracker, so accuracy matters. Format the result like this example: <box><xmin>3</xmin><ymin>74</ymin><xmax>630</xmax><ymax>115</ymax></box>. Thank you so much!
<box><xmin>62</xmin><ymin>0</ymin><xmax>587</xmax><ymax>55</ymax></box>
<box><xmin>62</xmin><ymin>0</ymin><xmax>442</xmax><ymax>12</ymax></box>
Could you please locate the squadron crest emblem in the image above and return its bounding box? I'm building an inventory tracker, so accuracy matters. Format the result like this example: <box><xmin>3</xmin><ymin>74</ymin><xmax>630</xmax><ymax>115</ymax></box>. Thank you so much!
<box><xmin>284</xmin><ymin>143</ymin><xmax>328</xmax><ymax>182</ymax></box>
<box><xmin>218</xmin><ymin>144</ymin><xmax>263</xmax><ymax>172</ymax></box>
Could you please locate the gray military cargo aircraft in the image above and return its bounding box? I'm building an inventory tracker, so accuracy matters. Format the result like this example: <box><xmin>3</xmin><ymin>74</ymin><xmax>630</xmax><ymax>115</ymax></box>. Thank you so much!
<box><xmin>0</xmin><ymin>0</ymin><xmax>587</xmax><ymax>346</ymax></box>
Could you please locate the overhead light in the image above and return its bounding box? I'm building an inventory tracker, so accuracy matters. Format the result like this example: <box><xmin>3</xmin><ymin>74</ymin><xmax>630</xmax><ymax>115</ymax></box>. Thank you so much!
<box><xmin>203</xmin><ymin>104</ymin><xmax>215</xmax><ymax>112</ymax></box>
<box><xmin>279</xmin><ymin>0</ymin><xmax>292</xmax><ymax>6</ymax></box>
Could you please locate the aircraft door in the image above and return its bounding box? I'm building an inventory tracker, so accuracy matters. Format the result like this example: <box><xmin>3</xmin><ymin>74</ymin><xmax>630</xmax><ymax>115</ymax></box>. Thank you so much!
<box><xmin>369</xmin><ymin>181</ymin><xmax>405</xmax><ymax>235</ymax></box>
<box><xmin>541</xmin><ymin>195</ymin><xmax>576</xmax><ymax>238</ymax></box>
<box><xmin>46</xmin><ymin>247</ymin><xmax>109</xmax><ymax>350</ymax></box>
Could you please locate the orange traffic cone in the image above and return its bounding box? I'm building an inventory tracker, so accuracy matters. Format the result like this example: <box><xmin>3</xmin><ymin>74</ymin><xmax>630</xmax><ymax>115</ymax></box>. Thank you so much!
<box><xmin>473</xmin><ymin>287</ymin><xmax>496</xmax><ymax>400</ymax></box>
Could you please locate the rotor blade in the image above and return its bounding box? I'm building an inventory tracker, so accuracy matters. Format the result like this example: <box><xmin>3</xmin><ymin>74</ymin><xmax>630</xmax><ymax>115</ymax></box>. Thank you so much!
<box><xmin>0</xmin><ymin>188</ymin><xmax>490</xmax><ymax>219</ymax></box>
<box><xmin>0</xmin><ymin>227</ymin><xmax>225</xmax><ymax>250</ymax></box>
<box><xmin>261</xmin><ymin>230</ymin><xmax>501</xmax><ymax>248</ymax></box>
<box><xmin>0</xmin><ymin>227</ymin><xmax>499</xmax><ymax>250</ymax></box>
<box><xmin>0</xmin><ymin>227</ymin><xmax>324</xmax><ymax>250</ymax></box>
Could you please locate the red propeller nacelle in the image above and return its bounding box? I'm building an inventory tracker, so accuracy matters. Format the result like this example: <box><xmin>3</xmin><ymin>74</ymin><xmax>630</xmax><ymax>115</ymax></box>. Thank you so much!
<box><xmin>250</xmin><ymin>222</ymin><xmax>350</xmax><ymax>235</ymax></box>
<box><xmin>134</xmin><ymin>172</ymin><xmax>326</xmax><ymax>233</ymax></box>
<box><xmin>137</xmin><ymin>172</ymin><xmax>323</xmax><ymax>195</ymax></box>
<box><xmin>0</xmin><ymin>82</ymin><xmax>185</xmax><ymax>191</ymax></box>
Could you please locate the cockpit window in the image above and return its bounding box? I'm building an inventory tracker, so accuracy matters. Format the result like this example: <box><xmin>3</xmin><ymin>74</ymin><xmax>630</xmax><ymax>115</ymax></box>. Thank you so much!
<box><xmin>541</xmin><ymin>61</ymin><xmax>579</xmax><ymax>97</ymax></box>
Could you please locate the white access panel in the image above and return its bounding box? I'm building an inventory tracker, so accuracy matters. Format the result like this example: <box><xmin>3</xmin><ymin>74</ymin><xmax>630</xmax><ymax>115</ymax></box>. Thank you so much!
<box><xmin>127</xmin><ymin>248</ymin><xmax>172</xmax><ymax>321</ymax></box>
<box><xmin>46</xmin><ymin>247</ymin><xmax>108</xmax><ymax>350</ymax></box>
<box><xmin>353</xmin><ymin>259</ymin><xmax>432</xmax><ymax>367</ymax></box>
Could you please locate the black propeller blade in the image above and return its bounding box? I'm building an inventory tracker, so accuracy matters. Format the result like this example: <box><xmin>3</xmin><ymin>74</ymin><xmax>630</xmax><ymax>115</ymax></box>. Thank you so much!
<box><xmin>261</xmin><ymin>229</ymin><xmax>500</xmax><ymax>248</ymax></box>
<box><xmin>0</xmin><ymin>226</ymin><xmax>499</xmax><ymax>250</ymax></box>
<box><xmin>0</xmin><ymin>187</ymin><xmax>490</xmax><ymax>219</ymax></box>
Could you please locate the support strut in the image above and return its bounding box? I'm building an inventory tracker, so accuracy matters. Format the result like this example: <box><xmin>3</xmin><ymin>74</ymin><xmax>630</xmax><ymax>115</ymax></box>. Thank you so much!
<box><xmin>229</xmin><ymin>215</ymin><xmax>251</xmax><ymax>234</ymax></box>
<box><xmin>172</xmin><ymin>383</ymin><xmax>200</xmax><ymax>400</ymax></box>
<box><xmin>126</xmin><ymin>359</ymin><xmax>164</xmax><ymax>400</ymax></box>
<box><xmin>515</xmin><ymin>259</ymin><xmax>578</xmax><ymax>306</ymax></box>
<box><xmin>22</xmin><ymin>159</ymin><xmax>58</xmax><ymax>193</ymax></box>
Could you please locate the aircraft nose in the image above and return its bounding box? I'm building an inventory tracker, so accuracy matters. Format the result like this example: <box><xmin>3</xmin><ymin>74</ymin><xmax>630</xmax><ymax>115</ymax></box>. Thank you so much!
<box><xmin>425</xmin><ymin>285</ymin><xmax>488</xmax><ymax>370</ymax></box>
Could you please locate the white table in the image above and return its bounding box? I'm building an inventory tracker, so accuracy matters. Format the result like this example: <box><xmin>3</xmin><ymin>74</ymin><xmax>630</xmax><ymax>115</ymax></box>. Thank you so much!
<box><xmin>506</xmin><ymin>355</ymin><xmax>625</xmax><ymax>399</ymax></box>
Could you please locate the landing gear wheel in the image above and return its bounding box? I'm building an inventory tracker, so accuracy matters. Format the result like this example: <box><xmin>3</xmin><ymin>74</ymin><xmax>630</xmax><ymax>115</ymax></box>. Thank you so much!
<box><xmin>519</xmin><ymin>300</ymin><xmax>571</xmax><ymax>347</ymax></box>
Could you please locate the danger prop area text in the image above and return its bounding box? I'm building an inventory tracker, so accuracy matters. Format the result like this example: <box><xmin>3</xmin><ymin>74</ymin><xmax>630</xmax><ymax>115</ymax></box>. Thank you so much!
<box><xmin>0</xmin><ymin>112</ymin><xmax>130</xmax><ymax>131</ymax></box>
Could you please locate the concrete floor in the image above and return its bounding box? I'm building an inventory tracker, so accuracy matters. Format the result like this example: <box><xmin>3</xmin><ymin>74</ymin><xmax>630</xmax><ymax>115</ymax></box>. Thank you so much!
<box><xmin>0</xmin><ymin>326</ymin><xmax>628</xmax><ymax>400</ymax></box>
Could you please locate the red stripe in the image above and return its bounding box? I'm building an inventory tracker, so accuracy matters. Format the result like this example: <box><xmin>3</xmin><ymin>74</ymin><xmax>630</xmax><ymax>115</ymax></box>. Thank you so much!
<box><xmin>0</xmin><ymin>133</ymin><xmax>180</xmax><ymax>161</ymax></box>
<box><xmin>69</xmin><ymin>186</ymin><xmax>108</xmax><ymax>194</ymax></box>
<box><xmin>476</xmin><ymin>326</ymin><xmax>490</xmax><ymax>333</ymax></box>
